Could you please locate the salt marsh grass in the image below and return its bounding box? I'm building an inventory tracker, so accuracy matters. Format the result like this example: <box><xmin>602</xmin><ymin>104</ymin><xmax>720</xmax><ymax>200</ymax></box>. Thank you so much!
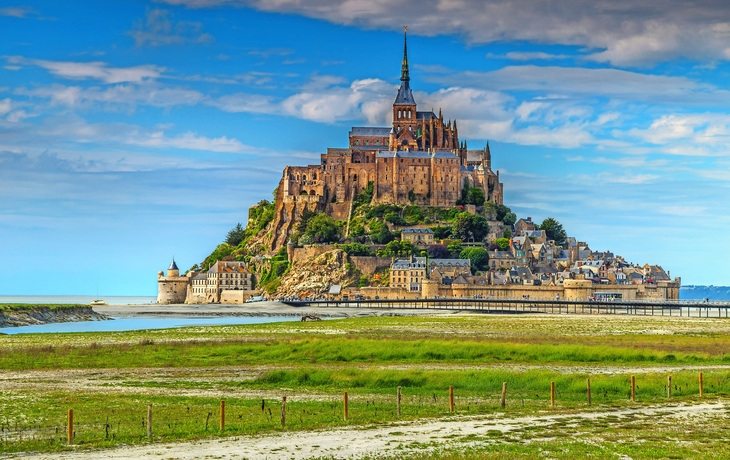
<box><xmin>1</xmin><ymin>314</ymin><xmax>730</xmax><ymax>456</ymax></box>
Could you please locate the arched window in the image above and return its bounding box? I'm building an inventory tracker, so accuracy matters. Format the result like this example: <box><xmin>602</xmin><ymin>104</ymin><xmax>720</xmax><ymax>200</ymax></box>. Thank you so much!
<box><xmin>302</xmin><ymin>174</ymin><xmax>307</xmax><ymax>181</ymax></box>
<box><xmin>310</xmin><ymin>190</ymin><xmax>316</xmax><ymax>196</ymax></box>
<box><xmin>313</xmin><ymin>173</ymin><xmax>317</xmax><ymax>180</ymax></box>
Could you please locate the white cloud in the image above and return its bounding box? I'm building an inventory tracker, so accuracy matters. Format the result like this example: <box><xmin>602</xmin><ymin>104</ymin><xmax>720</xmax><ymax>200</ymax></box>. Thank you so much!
<box><xmin>158</xmin><ymin>0</ymin><xmax>730</xmax><ymax>66</ymax></box>
<box><xmin>128</xmin><ymin>8</ymin><xmax>214</xmax><ymax>47</ymax></box>
<box><xmin>0</xmin><ymin>6</ymin><xmax>37</xmax><ymax>18</ymax></box>
<box><xmin>6</xmin><ymin>56</ymin><xmax>163</xmax><ymax>83</ymax></box>
<box><xmin>209</xmin><ymin>77</ymin><xmax>395</xmax><ymax>124</ymax></box>
<box><xmin>503</xmin><ymin>52</ymin><xmax>570</xmax><ymax>61</ymax></box>
<box><xmin>428</xmin><ymin>66</ymin><xmax>727</xmax><ymax>106</ymax></box>
<box><xmin>130</xmin><ymin>131</ymin><xmax>256</xmax><ymax>153</ymax></box>
<box><xmin>16</xmin><ymin>83</ymin><xmax>205</xmax><ymax>108</ymax></box>
<box><xmin>0</xmin><ymin>98</ymin><xmax>10</xmax><ymax>115</ymax></box>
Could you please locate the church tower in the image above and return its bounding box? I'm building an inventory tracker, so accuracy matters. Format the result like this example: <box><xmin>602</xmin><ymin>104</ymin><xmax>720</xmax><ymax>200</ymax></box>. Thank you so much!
<box><xmin>391</xmin><ymin>27</ymin><xmax>418</xmax><ymax>151</ymax></box>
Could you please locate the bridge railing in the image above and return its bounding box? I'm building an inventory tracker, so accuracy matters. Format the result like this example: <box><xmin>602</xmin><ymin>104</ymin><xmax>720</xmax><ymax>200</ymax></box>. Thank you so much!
<box><xmin>281</xmin><ymin>297</ymin><xmax>730</xmax><ymax>318</ymax></box>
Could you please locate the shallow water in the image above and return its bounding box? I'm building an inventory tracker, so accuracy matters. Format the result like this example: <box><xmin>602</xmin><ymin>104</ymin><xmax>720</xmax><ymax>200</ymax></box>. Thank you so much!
<box><xmin>0</xmin><ymin>316</ymin><xmax>299</xmax><ymax>334</ymax></box>
<box><xmin>0</xmin><ymin>295</ymin><xmax>157</xmax><ymax>305</ymax></box>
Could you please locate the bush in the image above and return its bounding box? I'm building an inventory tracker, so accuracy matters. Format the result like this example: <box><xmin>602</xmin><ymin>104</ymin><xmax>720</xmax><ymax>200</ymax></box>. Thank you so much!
<box><xmin>341</xmin><ymin>242</ymin><xmax>373</xmax><ymax>256</ymax></box>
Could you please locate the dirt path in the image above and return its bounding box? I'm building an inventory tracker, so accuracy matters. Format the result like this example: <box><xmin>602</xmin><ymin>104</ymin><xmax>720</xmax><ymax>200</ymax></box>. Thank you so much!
<box><xmin>10</xmin><ymin>401</ymin><xmax>727</xmax><ymax>460</ymax></box>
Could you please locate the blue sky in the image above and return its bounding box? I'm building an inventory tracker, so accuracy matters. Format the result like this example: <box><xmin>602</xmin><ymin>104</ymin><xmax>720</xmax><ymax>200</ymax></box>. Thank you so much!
<box><xmin>2</xmin><ymin>0</ymin><xmax>729</xmax><ymax>295</ymax></box>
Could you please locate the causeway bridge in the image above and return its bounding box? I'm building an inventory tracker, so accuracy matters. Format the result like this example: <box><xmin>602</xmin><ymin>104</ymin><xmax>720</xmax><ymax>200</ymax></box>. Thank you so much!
<box><xmin>282</xmin><ymin>298</ymin><xmax>730</xmax><ymax>318</ymax></box>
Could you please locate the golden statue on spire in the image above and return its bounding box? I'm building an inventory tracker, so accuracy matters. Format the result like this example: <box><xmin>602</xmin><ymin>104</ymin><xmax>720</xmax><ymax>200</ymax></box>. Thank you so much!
<box><xmin>404</xmin><ymin>25</ymin><xmax>407</xmax><ymax>32</ymax></box>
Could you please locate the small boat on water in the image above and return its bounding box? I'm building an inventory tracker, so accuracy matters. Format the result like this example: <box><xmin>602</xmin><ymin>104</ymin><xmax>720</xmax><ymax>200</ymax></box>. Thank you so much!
<box><xmin>89</xmin><ymin>300</ymin><xmax>107</xmax><ymax>306</ymax></box>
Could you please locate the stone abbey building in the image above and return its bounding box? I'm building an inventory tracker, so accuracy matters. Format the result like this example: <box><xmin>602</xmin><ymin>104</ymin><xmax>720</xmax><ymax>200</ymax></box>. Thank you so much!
<box><xmin>269</xmin><ymin>30</ymin><xmax>504</xmax><ymax>251</ymax></box>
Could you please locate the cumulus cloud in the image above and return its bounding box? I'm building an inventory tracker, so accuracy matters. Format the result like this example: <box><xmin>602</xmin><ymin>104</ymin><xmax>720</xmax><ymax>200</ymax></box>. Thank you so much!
<box><xmin>157</xmin><ymin>0</ymin><xmax>730</xmax><ymax>67</ymax></box>
<box><xmin>128</xmin><ymin>8</ymin><xmax>214</xmax><ymax>46</ymax></box>
<box><xmin>209</xmin><ymin>76</ymin><xmax>395</xmax><ymax>124</ymax></box>
<box><xmin>6</xmin><ymin>56</ymin><xmax>163</xmax><ymax>83</ymax></box>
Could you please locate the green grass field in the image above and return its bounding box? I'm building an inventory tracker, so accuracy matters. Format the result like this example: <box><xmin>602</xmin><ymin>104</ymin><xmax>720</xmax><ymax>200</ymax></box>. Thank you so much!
<box><xmin>1</xmin><ymin>314</ymin><xmax>730</xmax><ymax>458</ymax></box>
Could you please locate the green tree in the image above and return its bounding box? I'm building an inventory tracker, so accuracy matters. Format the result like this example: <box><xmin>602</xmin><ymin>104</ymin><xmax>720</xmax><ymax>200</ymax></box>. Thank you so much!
<box><xmin>304</xmin><ymin>213</ymin><xmax>340</xmax><ymax>243</ymax></box>
<box><xmin>495</xmin><ymin>204</ymin><xmax>510</xmax><ymax>221</ymax></box>
<box><xmin>495</xmin><ymin>237</ymin><xmax>510</xmax><ymax>251</ymax></box>
<box><xmin>225</xmin><ymin>223</ymin><xmax>245</xmax><ymax>246</ymax></box>
<box><xmin>340</xmin><ymin>242</ymin><xmax>373</xmax><ymax>256</ymax></box>
<box><xmin>459</xmin><ymin>247</ymin><xmax>490</xmax><ymax>272</ymax></box>
<box><xmin>431</xmin><ymin>225</ymin><xmax>452</xmax><ymax>240</ymax></box>
<box><xmin>427</xmin><ymin>244</ymin><xmax>450</xmax><ymax>258</ymax></box>
<box><xmin>452</xmin><ymin>213</ymin><xmax>489</xmax><ymax>242</ymax></box>
<box><xmin>296</xmin><ymin>208</ymin><xmax>318</xmax><ymax>234</ymax></box>
<box><xmin>384</xmin><ymin>240</ymin><xmax>416</xmax><ymax>256</ymax></box>
<box><xmin>447</xmin><ymin>241</ymin><xmax>463</xmax><ymax>257</ymax></box>
<box><xmin>465</xmin><ymin>187</ymin><xmax>486</xmax><ymax>206</ymax></box>
<box><xmin>370</xmin><ymin>224</ymin><xmax>394</xmax><ymax>244</ymax></box>
<box><xmin>503</xmin><ymin>212</ymin><xmax>517</xmax><ymax>226</ymax></box>
<box><xmin>503</xmin><ymin>227</ymin><xmax>513</xmax><ymax>239</ymax></box>
<box><xmin>539</xmin><ymin>217</ymin><xmax>567</xmax><ymax>246</ymax></box>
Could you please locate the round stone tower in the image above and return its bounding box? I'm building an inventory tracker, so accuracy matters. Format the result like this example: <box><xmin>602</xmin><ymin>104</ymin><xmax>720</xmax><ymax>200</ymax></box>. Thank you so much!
<box><xmin>157</xmin><ymin>258</ymin><xmax>188</xmax><ymax>304</ymax></box>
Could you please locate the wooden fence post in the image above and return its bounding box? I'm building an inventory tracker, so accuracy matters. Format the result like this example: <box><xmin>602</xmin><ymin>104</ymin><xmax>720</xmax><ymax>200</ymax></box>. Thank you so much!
<box><xmin>631</xmin><ymin>375</ymin><xmax>636</xmax><ymax>402</ymax></box>
<box><xmin>397</xmin><ymin>386</ymin><xmax>402</xmax><ymax>416</ymax></box>
<box><xmin>587</xmin><ymin>377</ymin><xmax>591</xmax><ymax>406</ymax></box>
<box><xmin>281</xmin><ymin>396</ymin><xmax>286</xmax><ymax>427</ymax></box>
<box><xmin>501</xmin><ymin>382</ymin><xmax>507</xmax><ymax>409</ymax></box>
<box><xmin>449</xmin><ymin>386</ymin><xmax>454</xmax><ymax>413</ymax></box>
<box><xmin>667</xmin><ymin>376</ymin><xmax>672</xmax><ymax>398</ymax></box>
<box><xmin>699</xmin><ymin>372</ymin><xmax>704</xmax><ymax>397</ymax></box>
<box><xmin>67</xmin><ymin>409</ymin><xmax>73</xmax><ymax>445</ymax></box>
<box><xmin>343</xmin><ymin>392</ymin><xmax>349</xmax><ymax>421</ymax></box>
<box><xmin>147</xmin><ymin>405</ymin><xmax>152</xmax><ymax>439</ymax></box>
<box><xmin>550</xmin><ymin>382</ymin><xmax>555</xmax><ymax>408</ymax></box>
<box><xmin>220</xmin><ymin>400</ymin><xmax>225</xmax><ymax>431</ymax></box>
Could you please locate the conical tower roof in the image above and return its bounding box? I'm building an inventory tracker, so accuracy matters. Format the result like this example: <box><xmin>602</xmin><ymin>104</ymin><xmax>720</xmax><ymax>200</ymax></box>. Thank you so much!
<box><xmin>169</xmin><ymin>259</ymin><xmax>179</xmax><ymax>271</ymax></box>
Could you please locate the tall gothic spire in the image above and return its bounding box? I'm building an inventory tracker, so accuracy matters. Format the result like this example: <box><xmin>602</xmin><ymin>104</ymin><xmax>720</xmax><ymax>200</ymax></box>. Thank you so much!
<box><xmin>401</xmin><ymin>26</ymin><xmax>410</xmax><ymax>83</ymax></box>
<box><xmin>393</xmin><ymin>25</ymin><xmax>416</xmax><ymax>106</ymax></box>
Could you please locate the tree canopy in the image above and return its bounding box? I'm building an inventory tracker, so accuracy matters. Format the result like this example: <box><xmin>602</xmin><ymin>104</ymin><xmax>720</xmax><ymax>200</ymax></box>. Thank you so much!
<box><xmin>459</xmin><ymin>247</ymin><xmax>489</xmax><ymax>272</ymax></box>
<box><xmin>427</xmin><ymin>244</ymin><xmax>450</xmax><ymax>258</ymax></box>
<box><xmin>303</xmin><ymin>213</ymin><xmax>340</xmax><ymax>243</ymax></box>
<box><xmin>225</xmin><ymin>223</ymin><xmax>245</xmax><ymax>246</ymax></box>
<box><xmin>539</xmin><ymin>217</ymin><xmax>567</xmax><ymax>246</ymax></box>
<box><xmin>452</xmin><ymin>213</ymin><xmax>489</xmax><ymax>242</ymax></box>
<box><xmin>464</xmin><ymin>187</ymin><xmax>486</xmax><ymax>206</ymax></box>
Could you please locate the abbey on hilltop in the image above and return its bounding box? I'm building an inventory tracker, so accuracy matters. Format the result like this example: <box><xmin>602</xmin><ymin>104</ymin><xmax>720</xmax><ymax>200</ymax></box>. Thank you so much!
<box><xmin>268</xmin><ymin>28</ymin><xmax>503</xmax><ymax>250</ymax></box>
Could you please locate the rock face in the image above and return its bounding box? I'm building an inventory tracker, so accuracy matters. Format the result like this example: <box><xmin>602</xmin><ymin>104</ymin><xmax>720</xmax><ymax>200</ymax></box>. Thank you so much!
<box><xmin>275</xmin><ymin>249</ymin><xmax>358</xmax><ymax>298</ymax></box>
<box><xmin>0</xmin><ymin>306</ymin><xmax>111</xmax><ymax>328</ymax></box>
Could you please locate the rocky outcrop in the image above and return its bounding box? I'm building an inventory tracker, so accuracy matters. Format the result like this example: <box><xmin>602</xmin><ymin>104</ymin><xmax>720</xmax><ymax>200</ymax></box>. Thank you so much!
<box><xmin>0</xmin><ymin>306</ymin><xmax>111</xmax><ymax>328</ymax></box>
<box><xmin>275</xmin><ymin>249</ymin><xmax>359</xmax><ymax>298</ymax></box>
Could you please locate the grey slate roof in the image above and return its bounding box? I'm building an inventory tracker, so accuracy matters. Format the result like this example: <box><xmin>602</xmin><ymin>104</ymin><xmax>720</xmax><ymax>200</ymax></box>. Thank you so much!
<box><xmin>416</xmin><ymin>111</ymin><xmax>436</xmax><ymax>120</ymax></box>
<box><xmin>402</xmin><ymin>228</ymin><xmax>434</xmax><ymax>234</ymax></box>
<box><xmin>429</xmin><ymin>258</ymin><xmax>471</xmax><ymax>267</ymax></box>
<box><xmin>394</xmin><ymin>82</ymin><xmax>416</xmax><ymax>105</ymax></box>
<box><xmin>169</xmin><ymin>259</ymin><xmax>179</xmax><ymax>270</ymax></box>
<box><xmin>350</xmin><ymin>127</ymin><xmax>391</xmax><ymax>136</ymax></box>
<box><xmin>391</xmin><ymin>257</ymin><xmax>427</xmax><ymax>270</ymax></box>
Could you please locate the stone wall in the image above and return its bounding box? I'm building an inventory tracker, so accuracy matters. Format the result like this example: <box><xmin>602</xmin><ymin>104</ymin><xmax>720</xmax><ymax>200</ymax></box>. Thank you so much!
<box><xmin>350</xmin><ymin>256</ymin><xmax>391</xmax><ymax>276</ymax></box>
<box><xmin>291</xmin><ymin>244</ymin><xmax>337</xmax><ymax>265</ymax></box>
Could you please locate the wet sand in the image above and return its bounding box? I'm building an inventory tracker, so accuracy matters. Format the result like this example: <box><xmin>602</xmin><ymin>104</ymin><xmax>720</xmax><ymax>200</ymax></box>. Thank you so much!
<box><xmin>93</xmin><ymin>301</ymin><xmax>465</xmax><ymax>319</ymax></box>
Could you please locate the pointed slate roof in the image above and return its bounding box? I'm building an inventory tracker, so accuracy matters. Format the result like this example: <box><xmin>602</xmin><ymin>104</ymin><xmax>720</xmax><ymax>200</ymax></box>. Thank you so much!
<box><xmin>168</xmin><ymin>259</ymin><xmax>179</xmax><ymax>271</ymax></box>
<box><xmin>394</xmin><ymin>29</ymin><xmax>416</xmax><ymax>106</ymax></box>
